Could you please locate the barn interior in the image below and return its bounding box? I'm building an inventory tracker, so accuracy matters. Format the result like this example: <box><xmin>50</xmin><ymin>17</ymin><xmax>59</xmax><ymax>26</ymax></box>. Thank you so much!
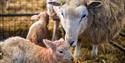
<box><xmin>0</xmin><ymin>0</ymin><xmax>125</xmax><ymax>63</ymax></box>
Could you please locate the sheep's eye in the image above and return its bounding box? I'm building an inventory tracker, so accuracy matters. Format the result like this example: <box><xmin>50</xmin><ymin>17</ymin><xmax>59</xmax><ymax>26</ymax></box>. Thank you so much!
<box><xmin>81</xmin><ymin>14</ymin><xmax>86</xmax><ymax>18</ymax></box>
<box><xmin>79</xmin><ymin>14</ymin><xmax>86</xmax><ymax>23</ymax></box>
<box><xmin>59</xmin><ymin>51</ymin><xmax>63</xmax><ymax>53</ymax></box>
<box><xmin>61</xmin><ymin>12</ymin><xmax>64</xmax><ymax>17</ymax></box>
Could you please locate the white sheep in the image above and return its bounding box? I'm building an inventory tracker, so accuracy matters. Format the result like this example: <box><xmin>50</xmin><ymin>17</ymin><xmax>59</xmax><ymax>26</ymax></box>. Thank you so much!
<box><xmin>0</xmin><ymin>36</ymin><xmax>73</xmax><ymax>63</ymax></box>
<box><xmin>47</xmin><ymin>0</ymin><xmax>125</xmax><ymax>61</ymax></box>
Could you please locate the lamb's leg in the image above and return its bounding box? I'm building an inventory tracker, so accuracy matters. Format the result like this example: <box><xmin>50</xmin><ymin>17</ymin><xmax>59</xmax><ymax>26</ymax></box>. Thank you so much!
<box><xmin>73</xmin><ymin>42</ymin><xmax>80</xmax><ymax>62</ymax></box>
<box><xmin>92</xmin><ymin>44</ymin><xmax>98</xmax><ymax>59</ymax></box>
<box><xmin>52</xmin><ymin>20</ymin><xmax>59</xmax><ymax>41</ymax></box>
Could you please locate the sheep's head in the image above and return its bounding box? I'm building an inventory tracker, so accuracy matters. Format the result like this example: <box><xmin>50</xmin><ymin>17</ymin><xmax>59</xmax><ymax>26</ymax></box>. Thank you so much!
<box><xmin>48</xmin><ymin>0</ymin><xmax>102</xmax><ymax>47</ymax></box>
<box><xmin>43</xmin><ymin>38</ymin><xmax>73</xmax><ymax>63</ymax></box>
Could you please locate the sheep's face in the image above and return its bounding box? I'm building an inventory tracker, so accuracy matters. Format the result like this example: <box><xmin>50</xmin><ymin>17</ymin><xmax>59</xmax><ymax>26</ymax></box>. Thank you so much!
<box><xmin>48</xmin><ymin>0</ymin><xmax>102</xmax><ymax>47</ymax></box>
<box><xmin>59</xmin><ymin>5</ymin><xmax>88</xmax><ymax>47</ymax></box>
<box><xmin>54</xmin><ymin>38</ymin><xmax>73</xmax><ymax>63</ymax></box>
<box><xmin>43</xmin><ymin>39</ymin><xmax>73</xmax><ymax>63</ymax></box>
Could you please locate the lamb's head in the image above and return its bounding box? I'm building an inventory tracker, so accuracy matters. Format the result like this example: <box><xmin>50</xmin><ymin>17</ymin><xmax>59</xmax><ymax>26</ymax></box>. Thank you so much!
<box><xmin>43</xmin><ymin>38</ymin><xmax>73</xmax><ymax>63</ymax></box>
<box><xmin>31</xmin><ymin>12</ymin><xmax>49</xmax><ymax>24</ymax></box>
<box><xmin>48</xmin><ymin>0</ymin><xmax>102</xmax><ymax>47</ymax></box>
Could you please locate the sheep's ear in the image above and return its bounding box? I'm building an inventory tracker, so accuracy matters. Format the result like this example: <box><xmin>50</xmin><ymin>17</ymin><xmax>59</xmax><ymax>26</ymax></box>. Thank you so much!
<box><xmin>48</xmin><ymin>2</ymin><xmax>61</xmax><ymax>6</ymax></box>
<box><xmin>43</xmin><ymin>39</ymin><xmax>56</xmax><ymax>50</ymax></box>
<box><xmin>86</xmin><ymin>1</ymin><xmax>102</xmax><ymax>8</ymax></box>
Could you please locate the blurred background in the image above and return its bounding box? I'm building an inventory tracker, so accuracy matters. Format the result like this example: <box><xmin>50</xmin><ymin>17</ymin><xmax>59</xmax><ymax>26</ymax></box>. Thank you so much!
<box><xmin>0</xmin><ymin>0</ymin><xmax>125</xmax><ymax>63</ymax></box>
<box><xmin>0</xmin><ymin>0</ymin><xmax>46</xmax><ymax>40</ymax></box>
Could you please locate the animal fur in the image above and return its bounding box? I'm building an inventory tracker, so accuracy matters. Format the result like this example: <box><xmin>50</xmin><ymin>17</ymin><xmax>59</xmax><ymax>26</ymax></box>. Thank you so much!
<box><xmin>47</xmin><ymin>0</ymin><xmax>125</xmax><ymax>60</ymax></box>
<box><xmin>26</xmin><ymin>11</ymin><xmax>49</xmax><ymax>46</ymax></box>
<box><xmin>0</xmin><ymin>36</ymin><xmax>73</xmax><ymax>63</ymax></box>
<box><xmin>80</xmin><ymin>0</ymin><xmax>125</xmax><ymax>44</ymax></box>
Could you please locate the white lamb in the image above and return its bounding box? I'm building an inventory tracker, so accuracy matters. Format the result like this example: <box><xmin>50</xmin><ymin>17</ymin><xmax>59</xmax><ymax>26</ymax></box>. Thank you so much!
<box><xmin>0</xmin><ymin>36</ymin><xmax>73</xmax><ymax>63</ymax></box>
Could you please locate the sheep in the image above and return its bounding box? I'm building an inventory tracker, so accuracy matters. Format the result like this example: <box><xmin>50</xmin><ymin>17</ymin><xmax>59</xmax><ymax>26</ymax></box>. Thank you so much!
<box><xmin>26</xmin><ymin>11</ymin><xmax>49</xmax><ymax>47</ymax></box>
<box><xmin>47</xmin><ymin>0</ymin><xmax>125</xmax><ymax>61</ymax></box>
<box><xmin>0</xmin><ymin>36</ymin><xmax>73</xmax><ymax>63</ymax></box>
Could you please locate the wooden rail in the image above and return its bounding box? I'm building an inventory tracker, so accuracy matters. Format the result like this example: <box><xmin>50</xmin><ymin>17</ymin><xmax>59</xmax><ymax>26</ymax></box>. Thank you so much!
<box><xmin>0</xmin><ymin>13</ymin><xmax>39</xmax><ymax>17</ymax></box>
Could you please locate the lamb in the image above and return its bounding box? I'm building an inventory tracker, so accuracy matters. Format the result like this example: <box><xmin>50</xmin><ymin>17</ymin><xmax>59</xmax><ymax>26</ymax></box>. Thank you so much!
<box><xmin>0</xmin><ymin>36</ymin><xmax>73</xmax><ymax>63</ymax></box>
<box><xmin>26</xmin><ymin>11</ymin><xmax>49</xmax><ymax>46</ymax></box>
<box><xmin>48</xmin><ymin>0</ymin><xmax>125</xmax><ymax>61</ymax></box>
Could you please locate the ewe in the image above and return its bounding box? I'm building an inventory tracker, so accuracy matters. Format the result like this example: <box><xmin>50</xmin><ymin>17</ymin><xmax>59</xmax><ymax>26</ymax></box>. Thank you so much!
<box><xmin>48</xmin><ymin>0</ymin><xmax>125</xmax><ymax>61</ymax></box>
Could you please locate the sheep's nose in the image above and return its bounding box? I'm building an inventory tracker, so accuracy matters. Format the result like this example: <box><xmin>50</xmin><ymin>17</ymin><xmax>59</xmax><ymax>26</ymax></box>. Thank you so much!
<box><xmin>65</xmin><ymin>36</ymin><xmax>77</xmax><ymax>47</ymax></box>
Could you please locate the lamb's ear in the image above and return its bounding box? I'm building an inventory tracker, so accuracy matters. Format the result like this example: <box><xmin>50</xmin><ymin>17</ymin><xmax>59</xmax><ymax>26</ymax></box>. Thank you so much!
<box><xmin>31</xmin><ymin>14</ymin><xmax>40</xmax><ymax>20</ymax></box>
<box><xmin>43</xmin><ymin>39</ymin><xmax>56</xmax><ymax>50</ymax></box>
<box><xmin>48</xmin><ymin>2</ymin><xmax>61</xmax><ymax>6</ymax></box>
<box><xmin>86</xmin><ymin>1</ymin><xmax>102</xmax><ymax>8</ymax></box>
